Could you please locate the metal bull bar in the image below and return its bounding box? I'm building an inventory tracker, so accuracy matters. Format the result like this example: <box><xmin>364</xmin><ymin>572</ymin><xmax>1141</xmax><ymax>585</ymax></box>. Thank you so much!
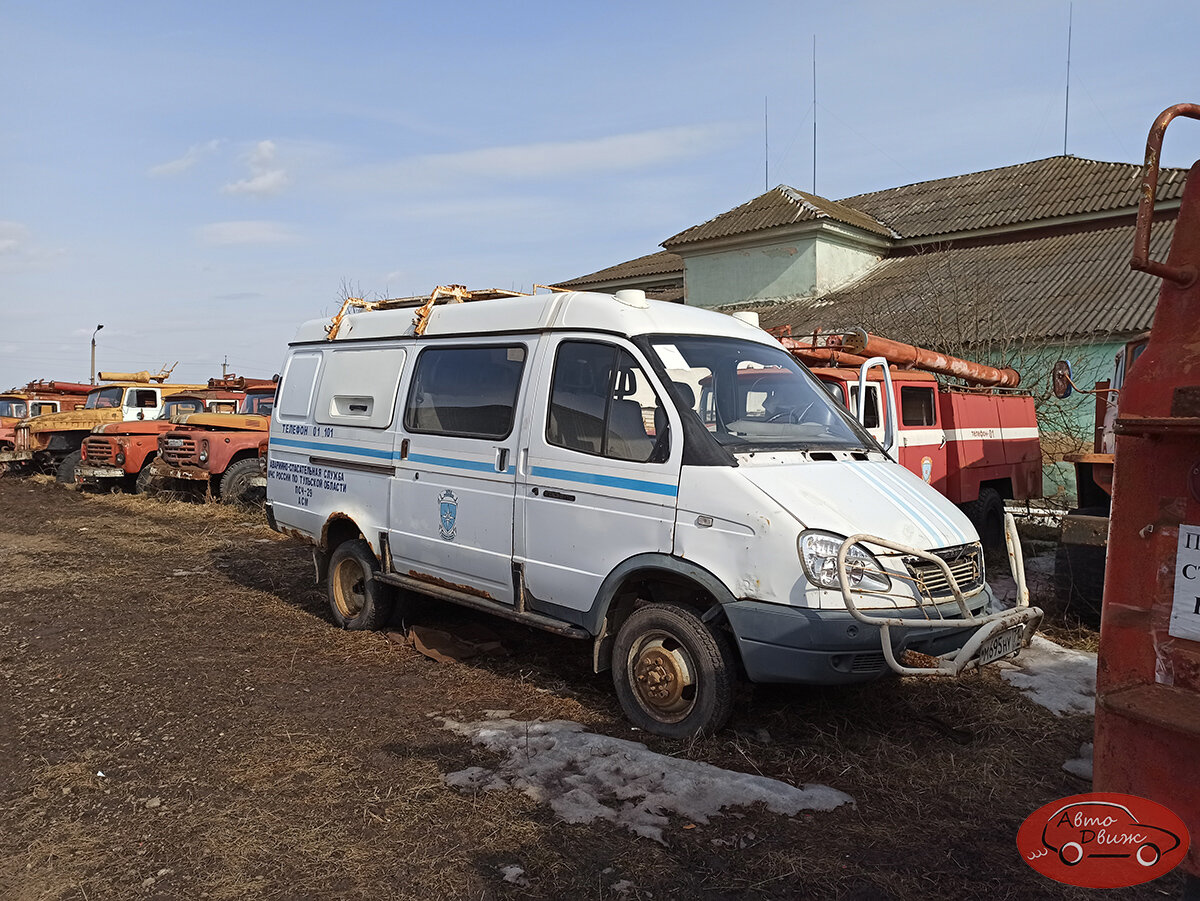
<box><xmin>836</xmin><ymin>513</ymin><xmax>1043</xmax><ymax>676</ymax></box>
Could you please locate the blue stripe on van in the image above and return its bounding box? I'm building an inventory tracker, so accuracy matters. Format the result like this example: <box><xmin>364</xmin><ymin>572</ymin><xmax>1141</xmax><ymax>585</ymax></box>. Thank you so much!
<box><xmin>531</xmin><ymin>465</ymin><xmax>678</xmax><ymax>498</ymax></box>
<box><xmin>271</xmin><ymin>437</ymin><xmax>394</xmax><ymax>459</ymax></box>
<box><xmin>408</xmin><ymin>452</ymin><xmax>516</xmax><ymax>475</ymax></box>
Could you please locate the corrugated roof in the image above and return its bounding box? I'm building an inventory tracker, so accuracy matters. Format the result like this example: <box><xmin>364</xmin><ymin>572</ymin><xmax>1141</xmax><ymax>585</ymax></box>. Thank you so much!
<box><xmin>747</xmin><ymin>217</ymin><xmax>1175</xmax><ymax>344</ymax></box>
<box><xmin>841</xmin><ymin>156</ymin><xmax>1187</xmax><ymax>240</ymax></box>
<box><xmin>663</xmin><ymin>186</ymin><xmax>895</xmax><ymax>248</ymax></box>
<box><xmin>664</xmin><ymin>158</ymin><xmax>1187</xmax><ymax>250</ymax></box>
<box><xmin>557</xmin><ymin>250</ymin><xmax>683</xmax><ymax>288</ymax></box>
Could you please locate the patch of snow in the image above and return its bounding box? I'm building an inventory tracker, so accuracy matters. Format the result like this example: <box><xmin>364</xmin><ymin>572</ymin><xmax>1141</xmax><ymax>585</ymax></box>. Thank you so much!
<box><xmin>441</xmin><ymin>717</ymin><xmax>852</xmax><ymax>844</ymax></box>
<box><xmin>988</xmin><ymin>551</ymin><xmax>1056</xmax><ymax>612</ymax></box>
<box><xmin>998</xmin><ymin>635</ymin><xmax>1096</xmax><ymax>716</ymax></box>
<box><xmin>498</xmin><ymin>865</ymin><xmax>528</xmax><ymax>887</ymax></box>
<box><xmin>1063</xmin><ymin>742</ymin><xmax>1093</xmax><ymax>780</ymax></box>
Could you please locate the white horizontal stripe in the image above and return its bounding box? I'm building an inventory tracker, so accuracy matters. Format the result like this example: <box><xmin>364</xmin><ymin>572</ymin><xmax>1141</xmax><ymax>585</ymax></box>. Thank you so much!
<box><xmin>895</xmin><ymin>427</ymin><xmax>1039</xmax><ymax>448</ymax></box>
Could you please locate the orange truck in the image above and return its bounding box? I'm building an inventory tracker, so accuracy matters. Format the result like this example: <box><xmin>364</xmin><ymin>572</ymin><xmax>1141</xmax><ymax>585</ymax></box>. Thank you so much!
<box><xmin>147</xmin><ymin>383</ymin><xmax>276</xmax><ymax>504</ymax></box>
<box><xmin>4</xmin><ymin>370</ymin><xmax>211</xmax><ymax>481</ymax></box>
<box><xmin>74</xmin><ymin>377</ymin><xmax>267</xmax><ymax>492</ymax></box>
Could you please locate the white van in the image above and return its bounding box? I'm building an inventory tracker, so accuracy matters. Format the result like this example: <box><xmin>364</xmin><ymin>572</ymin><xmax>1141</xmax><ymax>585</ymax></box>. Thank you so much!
<box><xmin>267</xmin><ymin>289</ymin><xmax>1041</xmax><ymax>738</ymax></box>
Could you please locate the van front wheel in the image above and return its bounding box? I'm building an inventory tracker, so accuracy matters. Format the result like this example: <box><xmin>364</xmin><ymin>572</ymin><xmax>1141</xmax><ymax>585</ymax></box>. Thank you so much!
<box><xmin>612</xmin><ymin>604</ymin><xmax>735</xmax><ymax>739</ymax></box>
<box><xmin>328</xmin><ymin>538</ymin><xmax>394</xmax><ymax>631</ymax></box>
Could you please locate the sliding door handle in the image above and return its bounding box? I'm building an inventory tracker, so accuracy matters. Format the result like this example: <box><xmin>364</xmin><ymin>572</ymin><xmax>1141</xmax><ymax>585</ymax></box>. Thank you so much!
<box><xmin>543</xmin><ymin>489</ymin><xmax>575</xmax><ymax>502</ymax></box>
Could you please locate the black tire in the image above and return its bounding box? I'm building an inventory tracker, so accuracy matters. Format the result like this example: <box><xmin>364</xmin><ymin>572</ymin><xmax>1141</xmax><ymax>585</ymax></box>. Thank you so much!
<box><xmin>327</xmin><ymin>538</ymin><xmax>394</xmax><ymax>631</ymax></box>
<box><xmin>134</xmin><ymin>459</ymin><xmax>158</xmax><ymax>495</ymax></box>
<box><xmin>1053</xmin><ymin>540</ymin><xmax>1106</xmax><ymax>628</ymax></box>
<box><xmin>219</xmin><ymin>458</ymin><xmax>266</xmax><ymax>507</ymax></box>
<box><xmin>56</xmin><ymin>450</ymin><xmax>82</xmax><ymax>484</ymax></box>
<box><xmin>960</xmin><ymin>487</ymin><xmax>1005</xmax><ymax>557</ymax></box>
<box><xmin>612</xmin><ymin>603</ymin><xmax>737</xmax><ymax>739</ymax></box>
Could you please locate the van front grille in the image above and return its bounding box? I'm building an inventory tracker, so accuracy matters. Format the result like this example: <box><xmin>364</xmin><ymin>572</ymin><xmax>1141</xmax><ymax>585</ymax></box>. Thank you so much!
<box><xmin>904</xmin><ymin>543</ymin><xmax>983</xmax><ymax>600</ymax></box>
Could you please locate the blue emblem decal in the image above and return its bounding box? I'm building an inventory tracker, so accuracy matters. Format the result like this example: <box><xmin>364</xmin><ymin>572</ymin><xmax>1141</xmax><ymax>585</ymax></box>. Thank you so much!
<box><xmin>438</xmin><ymin>489</ymin><xmax>458</xmax><ymax>541</ymax></box>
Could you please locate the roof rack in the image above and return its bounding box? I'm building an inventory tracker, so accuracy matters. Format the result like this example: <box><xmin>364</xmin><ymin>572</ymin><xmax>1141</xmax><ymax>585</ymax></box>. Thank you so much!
<box><xmin>325</xmin><ymin>284</ymin><xmax>569</xmax><ymax>340</ymax></box>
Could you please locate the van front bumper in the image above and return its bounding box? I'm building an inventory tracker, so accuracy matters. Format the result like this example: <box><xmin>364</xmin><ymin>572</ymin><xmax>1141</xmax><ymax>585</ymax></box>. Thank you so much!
<box><xmin>723</xmin><ymin>592</ymin><xmax>993</xmax><ymax>685</ymax></box>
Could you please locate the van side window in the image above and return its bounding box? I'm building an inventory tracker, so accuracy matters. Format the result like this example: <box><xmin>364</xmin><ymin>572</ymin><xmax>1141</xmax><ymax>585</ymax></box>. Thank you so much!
<box><xmin>547</xmin><ymin>341</ymin><xmax>668</xmax><ymax>464</ymax></box>
<box><xmin>900</xmin><ymin>386</ymin><xmax>936</xmax><ymax>426</ymax></box>
<box><xmin>278</xmin><ymin>353</ymin><xmax>322</xmax><ymax>419</ymax></box>
<box><xmin>404</xmin><ymin>345</ymin><xmax>526</xmax><ymax>439</ymax></box>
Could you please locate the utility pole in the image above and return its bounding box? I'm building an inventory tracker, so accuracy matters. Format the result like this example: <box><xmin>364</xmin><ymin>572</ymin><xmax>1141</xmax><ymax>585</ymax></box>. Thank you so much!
<box><xmin>222</xmin><ymin>355</ymin><xmax>228</xmax><ymax>378</ymax></box>
<box><xmin>90</xmin><ymin>324</ymin><xmax>104</xmax><ymax>385</ymax></box>
<box><xmin>1063</xmin><ymin>3</ymin><xmax>1073</xmax><ymax>156</ymax></box>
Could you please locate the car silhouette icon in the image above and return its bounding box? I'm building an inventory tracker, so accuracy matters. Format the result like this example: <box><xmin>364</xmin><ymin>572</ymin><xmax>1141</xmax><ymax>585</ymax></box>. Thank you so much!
<box><xmin>1041</xmin><ymin>800</ymin><xmax>1182</xmax><ymax>867</ymax></box>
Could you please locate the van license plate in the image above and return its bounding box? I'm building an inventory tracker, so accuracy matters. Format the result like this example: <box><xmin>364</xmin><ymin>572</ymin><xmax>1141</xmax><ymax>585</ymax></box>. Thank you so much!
<box><xmin>979</xmin><ymin>627</ymin><xmax>1022</xmax><ymax>666</ymax></box>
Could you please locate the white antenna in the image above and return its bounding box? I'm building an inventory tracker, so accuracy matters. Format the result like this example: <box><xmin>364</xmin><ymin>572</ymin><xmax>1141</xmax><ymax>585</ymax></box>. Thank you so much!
<box><xmin>764</xmin><ymin>96</ymin><xmax>769</xmax><ymax>192</ymax></box>
<box><xmin>1063</xmin><ymin>2</ymin><xmax>1073</xmax><ymax>156</ymax></box>
<box><xmin>812</xmin><ymin>35</ymin><xmax>818</xmax><ymax>194</ymax></box>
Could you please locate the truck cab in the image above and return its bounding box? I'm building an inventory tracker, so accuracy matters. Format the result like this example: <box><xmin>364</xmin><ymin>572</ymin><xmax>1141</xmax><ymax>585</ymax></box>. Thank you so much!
<box><xmin>267</xmin><ymin>288</ymin><xmax>1041</xmax><ymax>737</ymax></box>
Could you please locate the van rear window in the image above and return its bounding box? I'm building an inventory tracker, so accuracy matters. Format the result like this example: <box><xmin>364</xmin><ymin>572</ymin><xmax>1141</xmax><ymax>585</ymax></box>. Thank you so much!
<box><xmin>404</xmin><ymin>345</ymin><xmax>526</xmax><ymax>439</ymax></box>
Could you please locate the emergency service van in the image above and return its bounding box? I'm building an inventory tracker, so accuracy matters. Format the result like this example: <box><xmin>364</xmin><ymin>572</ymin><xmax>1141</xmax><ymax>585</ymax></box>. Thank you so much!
<box><xmin>267</xmin><ymin>288</ymin><xmax>1042</xmax><ymax>737</ymax></box>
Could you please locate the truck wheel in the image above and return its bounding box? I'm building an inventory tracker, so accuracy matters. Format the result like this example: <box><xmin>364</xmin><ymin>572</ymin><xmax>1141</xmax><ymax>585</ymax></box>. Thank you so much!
<box><xmin>612</xmin><ymin>604</ymin><xmax>736</xmax><ymax>739</ymax></box>
<box><xmin>1053</xmin><ymin>532</ymin><xmax>1106</xmax><ymax>628</ymax></box>
<box><xmin>220</xmin><ymin>458</ymin><xmax>266</xmax><ymax>507</ymax></box>
<box><xmin>134</xmin><ymin>463</ymin><xmax>158</xmax><ymax>496</ymax></box>
<box><xmin>328</xmin><ymin>538</ymin><xmax>394</xmax><ymax>631</ymax></box>
<box><xmin>56</xmin><ymin>451</ymin><xmax>82</xmax><ymax>484</ymax></box>
<box><xmin>961</xmin><ymin>488</ymin><xmax>1005</xmax><ymax>558</ymax></box>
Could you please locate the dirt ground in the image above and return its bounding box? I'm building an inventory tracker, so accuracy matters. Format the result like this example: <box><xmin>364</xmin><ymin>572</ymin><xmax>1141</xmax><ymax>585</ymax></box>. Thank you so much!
<box><xmin>0</xmin><ymin>477</ymin><xmax>1184</xmax><ymax>900</ymax></box>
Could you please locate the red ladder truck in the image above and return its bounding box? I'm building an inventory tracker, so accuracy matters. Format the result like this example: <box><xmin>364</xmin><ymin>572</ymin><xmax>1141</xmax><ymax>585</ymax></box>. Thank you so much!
<box><xmin>768</xmin><ymin>327</ymin><xmax>1042</xmax><ymax>554</ymax></box>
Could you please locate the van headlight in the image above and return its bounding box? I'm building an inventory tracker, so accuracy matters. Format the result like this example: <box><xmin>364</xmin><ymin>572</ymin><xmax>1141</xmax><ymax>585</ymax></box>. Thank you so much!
<box><xmin>798</xmin><ymin>530</ymin><xmax>892</xmax><ymax>592</ymax></box>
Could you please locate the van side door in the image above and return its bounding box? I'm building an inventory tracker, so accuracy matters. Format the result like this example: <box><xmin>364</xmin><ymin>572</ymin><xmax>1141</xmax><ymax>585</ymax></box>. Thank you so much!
<box><xmin>517</xmin><ymin>336</ymin><xmax>682</xmax><ymax>620</ymax></box>
<box><xmin>389</xmin><ymin>341</ymin><xmax>529</xmax><ymax>605</ymax></box>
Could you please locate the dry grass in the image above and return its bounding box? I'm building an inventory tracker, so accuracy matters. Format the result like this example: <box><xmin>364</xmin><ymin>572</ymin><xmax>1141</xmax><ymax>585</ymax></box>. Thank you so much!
<box><xmin>1</xmin><ymin>476</ymin><xmax>1180</xmax><ymax>901</ymax></box>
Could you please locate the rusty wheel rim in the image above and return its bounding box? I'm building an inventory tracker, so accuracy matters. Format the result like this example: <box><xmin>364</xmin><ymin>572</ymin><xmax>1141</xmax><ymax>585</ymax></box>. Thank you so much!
<box><xmin>332</xmin><ymin>557</ymin><xmax>366</xmax><ymax>619</ymax></box>
<box><xmin>628</xmin><ymin>631</ymin><xmax>696</xmax><ymax>723</ymax></box>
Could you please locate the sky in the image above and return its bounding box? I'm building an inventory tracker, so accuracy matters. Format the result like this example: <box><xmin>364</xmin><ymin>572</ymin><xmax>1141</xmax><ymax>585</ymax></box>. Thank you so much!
<box><xmin>2</xmin><ymin>0</ymin><xmax>1197</xmax><ymax>389</ymax></box>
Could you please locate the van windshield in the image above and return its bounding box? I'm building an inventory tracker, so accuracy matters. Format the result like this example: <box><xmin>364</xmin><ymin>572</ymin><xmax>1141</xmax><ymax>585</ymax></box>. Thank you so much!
<box><xmin>647</xmin><ymin>335</ymin><xmax>877</xmax><ymax>452</ymax></box>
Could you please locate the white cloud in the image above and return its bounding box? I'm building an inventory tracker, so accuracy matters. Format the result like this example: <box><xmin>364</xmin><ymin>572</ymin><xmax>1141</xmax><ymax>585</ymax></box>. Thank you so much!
<box><xmin>335</xmin><ymin>123</ymin><xmax>738</xmax><ymax>194</ymax></box>
<box><xmin>0</xmin><ymin>221</ymin><xmax>65</xmax><ymax>271</ymax></box>
<box><xmin>0</xmin><ymin>221</ymin><xmax>31</xmax><ymax>255</ymax></box>
<box><xmin>198</xmin><ymin>221</ymin><xmax>300</xmax><ymax>245</ymax></box>
<box><xmin>222</xmin><ymin>140</ymin><xmax>289</xmax><ymax>196</ymax></box>
<box><xmin>148</xmin><ymin>140</ymin><xmax>222</xmax><ymax>177</ymax></box>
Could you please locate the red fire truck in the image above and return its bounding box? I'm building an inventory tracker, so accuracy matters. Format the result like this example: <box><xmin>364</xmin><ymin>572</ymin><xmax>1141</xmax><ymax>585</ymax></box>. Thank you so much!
<box><xmin>770</xmin><ymin>328</ymin><xmax>1042</xmax><ymax>553</ymax></box>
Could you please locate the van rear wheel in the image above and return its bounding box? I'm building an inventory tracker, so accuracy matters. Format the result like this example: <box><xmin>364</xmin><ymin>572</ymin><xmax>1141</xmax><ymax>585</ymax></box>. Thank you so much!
<box><xmin>612</xmin><ymin>604</ymin><xmax>736</xmax><ymax>739</ymax></box>
<box><xmin>328</xmin><ymin>538</ymin><xmax>394</xmax><ymax>631</ymax></box>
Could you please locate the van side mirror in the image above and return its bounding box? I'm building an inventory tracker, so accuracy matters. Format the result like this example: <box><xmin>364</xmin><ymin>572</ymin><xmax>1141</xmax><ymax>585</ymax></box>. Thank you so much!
<box><xmin>1052</xmin><ymin>360</ymin><xmax>1074</xmax><ymax>399</ymax></box>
